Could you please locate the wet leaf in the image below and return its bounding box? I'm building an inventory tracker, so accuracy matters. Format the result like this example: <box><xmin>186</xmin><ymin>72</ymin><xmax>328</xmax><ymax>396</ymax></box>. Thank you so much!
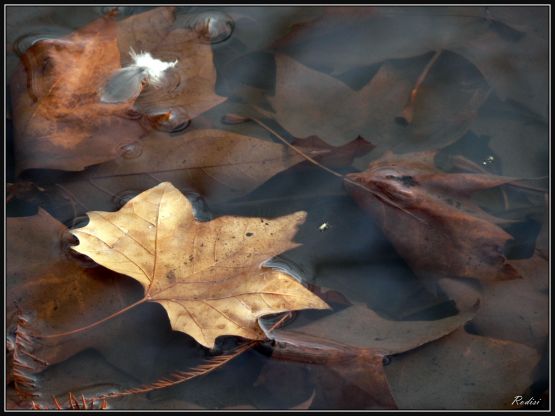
<box><xmin>10</xmin><ymin>7</ymin><xmax>226</xmax><ymax>173</ymax></box>
<box><xmin>10</xmin><ymin>13</ymin><xmax>145</xmax><ymax>172</ymax></box>
<box><xmin>438</xmin><ymin>272</ymin><xmax>547</xmax><ymax>351</ymax></box>
<box><xmin>50</xmin><ymin>128</ymin><xmax>373</xmax><ymax>222</ymax></box>
<box><xmin>6</xmin><ymin>209</ymin><xmax>151</xmax><ymax>370</ymax></box>
<box><xmin>274</xmin><ymin>7</ymin><xmax>548</xmax><ymax>118</ymax></box>
<box><xmin>274</xmin><ymin>302</ymin><xmax>477</xmax><ymax>355</ymax></box>
<box><xmin>252</xmin><ymin>53</ymin><xmax>488</xmax><ymax>150</ymax></box>
<box><xmin>345</xmin><ymin>151</ymin><xmax>529</xmax><ymax>281</ymax></box>
<box><xmin>117</xmin><ymin>7</ymin><xmax>227</xmax><ymax>123</ymax></box>
<box><xmin>70</xmin><ymin>182</ymin><xmax>329</xmax><ymax>348</ymax></box>
<box><xmin>385</xmin><ymin>329</ymin><xmax>541</xmax><ymax>409</ymax></box>
<box><xmin>260</xmin><ymin>329</ymin><xmax>396</xmax><ymax>409</ymax></box>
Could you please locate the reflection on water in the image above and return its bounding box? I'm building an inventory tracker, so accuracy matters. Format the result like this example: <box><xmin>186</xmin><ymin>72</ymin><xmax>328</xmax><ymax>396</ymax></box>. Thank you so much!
<box><xmin>6</xmin><ymin>6</ymin><xmax>549</xmax><ymax>410</ymax></box>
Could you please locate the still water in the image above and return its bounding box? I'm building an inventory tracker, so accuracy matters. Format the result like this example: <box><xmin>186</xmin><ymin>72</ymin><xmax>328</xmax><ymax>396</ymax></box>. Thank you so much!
<box><xmin>6</xmin><ymin>6</ymin><xmax>549</xmax><ymax>410</ymax></box>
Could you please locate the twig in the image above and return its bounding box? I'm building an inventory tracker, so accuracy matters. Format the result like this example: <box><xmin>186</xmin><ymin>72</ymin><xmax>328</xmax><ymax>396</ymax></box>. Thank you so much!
<box><xmin>397</xmin><ymin>50</ymin><xmax>443</xmax><ymax>125</ymax></box>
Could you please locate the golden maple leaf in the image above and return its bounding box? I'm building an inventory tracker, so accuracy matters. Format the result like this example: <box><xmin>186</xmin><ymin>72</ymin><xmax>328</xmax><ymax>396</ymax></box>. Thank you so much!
<box><xmin>70</xmin><ymin>182</ymin><xmax>329</xmax><ymax>348</ymax></box>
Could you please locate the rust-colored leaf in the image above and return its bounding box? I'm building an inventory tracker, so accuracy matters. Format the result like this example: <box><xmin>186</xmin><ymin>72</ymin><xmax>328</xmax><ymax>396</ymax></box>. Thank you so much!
<box><xmin>70</xmin><ymin>182</ymin><xmax>329</xmax><ymax>349</ymax></box>
<box><xmin>345</xmin><ymin>151</ymin><xmax>528</xmax><ymax>281</ymax></box>
<box><xmin>10</xmin><ymin>7</ymin><xmax>226</xmax><ymax>173</ymax></box>
<box><xmin>10</xmin><ymin>13</ymin><xmax>145</xmax><ymax>172</ymax></box>
<box><xmin>6</xmin><ymin>209</ymin><xmax>160</xmax><ymax>376</ymax></box>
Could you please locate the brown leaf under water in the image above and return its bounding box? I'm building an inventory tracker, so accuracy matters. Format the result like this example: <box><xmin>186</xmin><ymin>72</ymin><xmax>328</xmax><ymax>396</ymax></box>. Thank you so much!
<box><xmin>70</xmin><ymin>182</ymin><xmax>329</xmax><ymax>349</ymax></box>
<box><xmin>52</xmin><ymin>128</ymin><xmax>373</xmax><ymax>220</ymax></box>
<box><xmin>116</xmin><ymin>7</ymin><xmax>226</xmax><ymax>124</ymax></box>
<box><xmin>252</xmin><ymin>53</ymin><xmax>489</xmax><ymax>150</ymax></box>
<box><xmin>6</xmin><ymin>209</ymin><xmax>175</xmax><ymax>379</ymax></box>
<box><xmin>274</xmin><ymin>302</ymin><xmax>477</xmax><ymax>355</ymax></box>
<box><xmin>273</xmin><ymin>7</ymin><xmax>548</xmax><ymax>119</ymax></box>
<box><xmin>10</xmin><ymin>7</ymin><xmax>226</xmax><ymax>173</ymax></box>
<box><xmin>385</xmin><ymin>328</ymin><xmax>541</xmax><ymax>409</ymax></box>
<box><xmin>10</xmin><ymin>13</ymin><xmax>145</xmax><ymax>173</ymax></box>
<box><xmin>345</xmin><ymin>151</ymin><xmax>527</xmax><ymax>282</ymax></box>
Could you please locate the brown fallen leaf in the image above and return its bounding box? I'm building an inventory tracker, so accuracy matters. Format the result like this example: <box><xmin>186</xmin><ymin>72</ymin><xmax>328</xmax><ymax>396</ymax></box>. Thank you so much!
<box><xmin>275</xmin><ymin>302</ymin><xmax>477</xmax><ymax>355</ymax></box>
<box><xmin>6</xmin><ymin>209</ymin><xmax>181</xmax><ymax>380</ymax></box>
<box><xmin>10</xmin><ymin>12</ymin><xmax>146</xmax><ymax>173</ymax></box>
<box><xmin>70</xmin><ymin>182</ymin><xmax>329</xmax><ymax>349</ymax></box>
<box><xmin>50</xmin><ymin>128</ymin><xmax>373</xmax><ymax>221</ymax></box>
<box><xmin>10</xmin><ymin>7</ymin><xmax>226</xmax><ymax>173</ymax></box>
<box><xmin>345</xmin><ymin>150</ymin><xmax>528</xmax><ymax>281</ymax></box>
<box><xmin>438</xmin><ymin>275</ymin><xmax>547</xmax><ymax>352</ymax></box>
<box><xmin>116</xmin><ymin>7</ymin><xmax>226</xmax><ymax>123</ymax></box>
<box><xmin>258</xmin><ymin>330</ymin><xmax>396</xmax><ymax>409</ymax></box>
<box><xmin>252</xmin><ymin>53</ymin><xmax>489</xmax><ymax>150</ymax></box>
<box><xmin>385</xmin><ymin>328</ymin><xmax>542</xmax><ymax>409</ymax></box>
<box><xmin>273</xmin><ymin>7</ymin><xmax>548</xmax><ymax>118</ymax></box>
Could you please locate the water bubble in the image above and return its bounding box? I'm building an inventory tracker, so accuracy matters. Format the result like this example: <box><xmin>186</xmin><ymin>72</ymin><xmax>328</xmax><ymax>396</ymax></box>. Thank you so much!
<box><xmin>13</xmin><ymin>32</ymin><xmax>63</xmax><ymax>56</ymax></box>
<box><xmin>146</xmin><ymin>108</ymin><xmax>190</xmax><ymax>134</ymax></box>
<box><xmin>112</xmin><ymin>190</ymin><xmax>140</xmax><ymax>208</ymax></box>
<box><xmin>96</xmin><ymin>6</ymin><xmax>137</xmax><ymax>17</ymax></box>
<box><xmin>183</xmin><ymin>11</ymin><xmax>235</xmax><ymax>44</ymax></box>
<box><xmin>120</xmin><ymin>142</ymin><xmax>143</xmax><ymax>159</ymax></box>
<box><xmin>60</xmin><ymin>225</ymin><xmax>98</xmax><ymax>269</ymax></box>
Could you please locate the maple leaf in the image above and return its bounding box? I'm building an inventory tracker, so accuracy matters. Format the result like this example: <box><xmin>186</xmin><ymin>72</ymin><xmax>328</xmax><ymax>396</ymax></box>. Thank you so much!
<box><xmin>6</xmin><ymin>209</ymin><xmax>164</xmax><ymax>376</ymax></box>
<box><xmin>345</xmin><ymin>151</ymin><xmax>528</xmax><ymax>282</ymax></box>
<box><xmin>70</xmin><ymin>182</ymin><xmax>329</xmax><ymax>348</ymax></box>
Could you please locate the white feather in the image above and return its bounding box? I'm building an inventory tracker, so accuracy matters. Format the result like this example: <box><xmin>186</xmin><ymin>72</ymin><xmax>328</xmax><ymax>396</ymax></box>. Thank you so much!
<box><xmin>128</xmin><ymin>48</ymin><xmax>178</xmax><ymax>85</ymax></box>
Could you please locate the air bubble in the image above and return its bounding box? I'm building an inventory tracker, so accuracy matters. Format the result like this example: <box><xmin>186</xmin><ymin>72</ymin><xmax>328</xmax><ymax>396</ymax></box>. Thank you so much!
<box><xmin>60</xmin><ymin>225</ymin><xmax>98</xmax><ymax>269</ymax></box>
<box><xmin>13</xmin><ymin>32</ymin><xmax>64</xmax><ymax>56</ymax></box>
<box><xmin>146</xmin><ymin>108</ymin><xmax>190</xmax><ymax>133</ymax></box>
<box><xmin>112</xmin><ymin>190</ymin><xmax>140</xmax><ymax>208</ymax></box>
<box><xmin>96</xmin><ymin>6</ymin><xmax>137</xmax><ymax>17</ymax></box>
<box><xmin>120</xmin><ymin>142</ymin><xmax>143</xmax><ymax>159</ymax></box>
<box><xmin>182</xmin><ymin>11</ymin><xmax>234</xmax><ymax>44</ymax></box>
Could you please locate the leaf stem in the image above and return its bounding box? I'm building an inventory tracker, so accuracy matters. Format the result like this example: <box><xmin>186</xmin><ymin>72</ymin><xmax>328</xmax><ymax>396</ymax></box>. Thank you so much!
<box><xmin>247</xmin><ymin>116</ymin><xmax>428</xmax><ymax>225</ymax></box>
<box><xmin>36</xmin><ymin>297</ymin><xmax>148</xmax><ymax>339</ymax></box>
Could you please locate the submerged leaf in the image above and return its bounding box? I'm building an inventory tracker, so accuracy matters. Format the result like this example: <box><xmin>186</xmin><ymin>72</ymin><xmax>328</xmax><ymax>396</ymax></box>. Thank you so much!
<box><xmin>385</xmin><ymin>329</ymin><xmax>541</xmax><ymax>409</ymax></box>
<box><xmin>70</xmin><ymin>182</ymin><xmax>329</xmax><ymax>348</ymax></box>
<box><xmin>345</xmin><ymin>151</ymin><xmax>529</xmax><ymax>281</ymax></box>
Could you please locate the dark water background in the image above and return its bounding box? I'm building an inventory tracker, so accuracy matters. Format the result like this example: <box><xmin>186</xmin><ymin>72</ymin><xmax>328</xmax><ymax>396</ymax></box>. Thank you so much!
<box><xmin>6</xmin><ymin>6</ymin><xmax>549</xmax><ymax>410</ymax></box>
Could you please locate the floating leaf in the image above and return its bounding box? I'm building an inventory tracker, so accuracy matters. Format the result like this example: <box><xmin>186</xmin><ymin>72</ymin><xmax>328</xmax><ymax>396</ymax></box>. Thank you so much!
<box><xmin>70</xmin><ymin>182</ymin><xmax>329</xmax><ymax>348</ymax></box>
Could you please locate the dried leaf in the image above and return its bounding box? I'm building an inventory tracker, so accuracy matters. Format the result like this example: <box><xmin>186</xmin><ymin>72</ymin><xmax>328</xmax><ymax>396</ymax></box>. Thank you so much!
<box><xmin>70</xmin><ymin>182</ymin><xmax>329</xmax><ymax>348</ymax></box>
<box><xmin>385</xmin><ymin>329</ymin><xmax>541</xmax><ymax>409</ymax></box>
<box><xmin>6</xmin><ymin>209</ymin><xmax>174</xmax><ymax>378</ymax></box>
<box><xmin>345</xmin><ymin>151</ymin><xmax>525</xmax><ymax>281</ymax></box>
